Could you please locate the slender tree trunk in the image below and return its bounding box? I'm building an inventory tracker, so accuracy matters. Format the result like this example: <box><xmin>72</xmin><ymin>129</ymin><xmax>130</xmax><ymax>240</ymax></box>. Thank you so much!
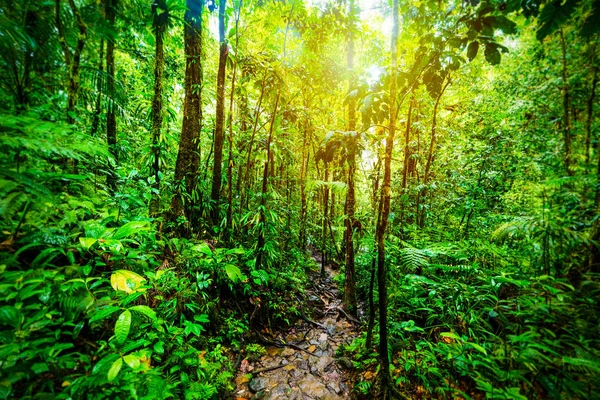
<box><xmin>226</xmin><ymin>0</ymin><xmax>241</xmax><ymax>240</ymax></box>
<box><xmin>210</xmin><ymin>0</ymin><xmax>228</xmax><ymax>226</ymax></box>
<box><xmin>375</xmin><ymin>0</ymin><xmax>399</xmax><ymax>390</ymax></box>
<box><xmin>172</xmin><ymin>0</ymin><xmax>203</xmax><ymax>223</ymax></box>
<box><xmin>586</xmin><ymin>65</ymin><xmax>598</xmax><ymax>166</ymax></box>
<box><xmin>343</xmin><ymin>18</ymin><xmax>357</xmax><ymax>312</ymax></box>
<box><xmin>55</xmin><ymin>0</ymin><xmax>87</xmax><ymax>124</ymax></box>
<box><xmin>401</xmin><ymin>97</ymin><xmax>413</xmax><ymax>191</ymax></box>
<box><xmin>150</xmin><ymin>2</ymin><xmax>167</xmax><ymax>215</ymax></box>
<box><xmin>419</xmin><ymin>77</ymin><xmax>450</xmax><ymax>227</ymax></box>
<box><xmin>560</xmin><ymin>29</ymin><xmax>572</xmax><ymax>177</ymax></box>
<box><xmin>299</xmin><ymin>119</ymin><xmax>309</xmax><ymax>249</ymax></box>
<box><xmin>255</xmin><ymin>92</ymin><xmax>280</xmax><ymax>271</ymax></box>
<box><xmin>91</xmin><ymin>39</ymin><xmax>104</xmax><ymax>137</ymax></box>
<box><xmin>105</xmin><ymin>0</ymin><xmax>118</xmax><ymax>191</ymax></box>
<box><xmin>321</xmin><ymin>161</ymin><xmax>329</xmax><ymax>277</ymax></box>
<box><xmin>242</xmin><ymin>72</ymin><xmax>268</xmax><ymax>210</ymax></box>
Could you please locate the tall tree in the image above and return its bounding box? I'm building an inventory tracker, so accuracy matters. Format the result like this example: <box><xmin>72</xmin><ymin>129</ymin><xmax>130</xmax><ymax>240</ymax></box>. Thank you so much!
<box><xmin>375</xmin><ymin>0</ymin><xmax>399</xmax><ymax>390</ymax></box>
<box><xmin>171</xmin><ymin>0</ymin><xmax>203</xmax><ymax>223</ymax></box>
<box><xmin>105</xmin><ymin>0</ymin><xmax>118</xmax><ymax>191</ymax></box>
<box><xmin>343</xmin><ymin>0</ymin><xmax>358</xmax><ymax>313</ymax></box>
<box><xmin>55</xmin><ymin>0</ymin><xmax>87</xmax><ymax>123</ymax></box>
<box><xmin>149</xmin><ymin>0</ymin><xmax>170</xmax><ymax>215</ymax></box>
<box><xmin>210</xmin><ymin>0</ymin><xmax>228</xmax><ymax>227</ymax></box>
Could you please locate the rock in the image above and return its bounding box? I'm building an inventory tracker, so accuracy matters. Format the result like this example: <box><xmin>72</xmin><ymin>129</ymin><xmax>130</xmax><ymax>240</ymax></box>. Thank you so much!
<box><xmin>249</xmin><ymin>377</ymin><xmax>268</xmax><ymax>393</ymax></box>
<box><xmin>336</xmin><ymin>357</ymin><xmax>353</xmax><ymax>369</ymax></box>
<box><xmin>328</xmin><ymin>381</ymin><xmax>342</xmax><ymax>394</ymax></box>
<box><xmin>319</xmin><ymin>341</ymin><xmax>328</xmax><ymax>351</ymax></box>
<box><xmin>263</xmin><ymin>383</ymin><xmax>291</xmax><ymax>400</ymax></box>
<box><xmin>318</xmin><ymin>333</ymin><xmax>328</xmax><ymax>342</ymax></box>
<box><xmin>281</xmin><ymin>347</ymin><xmax>295</xmax><ymax>357</ymax></box>
<box><xmin>316</xmin><ymin>355</ymin><xmax>333</xmax><ymax>372</ymax></box>
<box><xmin>297</xmin><ymin>374</ymin><xmax>330</xmax><ymax>398</ymax></box>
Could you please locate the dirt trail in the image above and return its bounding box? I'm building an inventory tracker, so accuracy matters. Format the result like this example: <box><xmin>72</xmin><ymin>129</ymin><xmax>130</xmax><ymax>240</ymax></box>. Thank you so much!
<box><xmin>232</xmin><ymin>254</ymin><xmax>359</xmax><ymax>399</ymax></box>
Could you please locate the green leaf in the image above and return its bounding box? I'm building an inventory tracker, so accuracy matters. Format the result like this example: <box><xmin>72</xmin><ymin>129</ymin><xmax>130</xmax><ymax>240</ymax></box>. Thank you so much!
<box><xmin>194</xmin><ymin>314</ymin><xmax>209</xmax><ymax>323</ymax></box>
<box><xmin>153</xmin><ymin>341</ymin><xmax>165</xmax><ymax>354</ymax></box>
<box><xmin>467</xmin><ymin>342</ymin><xmax>487</xmax><ymax>355</ymax></box>
<box><xmin>123</xmin><ymin>354</ymin><xmax>141</xmax><ymax>369</ymax></box>
<box><xmin>581</xmin><ymin>0</ymin><xmax>600</xmax><ymax>38</ymax></box>
<box><xmin>192</xmin><ymin>242</ymin><xmax>213</xmax><ymax>256</ymax></box>
<box><xmin>224</xmin><ymin>264</ymin><xmax>244</xmax><ymax>283</ymax></box>
<box><xmin>89</xmin><ymin>306</ymin><xmax>122</xmax><ymax>324</ymax></box>
<box><xmin>107</xmin><ymin>357</ymin><xmax>123</xmax><ymax>382</ymax></box>
<box><xmin>110</xmin><ymin>270</ymin><xmax>146</xmax><ymax>294</ymax></box>
<box><xmin>536</xmin><ymin>0</ymin><xmax>577</xmax><ymax>41</ymax></box>
<box><xmin>129</xmin><ymin>305</ymin><xmax>157</xmax><ymax>321</ymax></box>
<box><xmin>79</xmin><ymin>237</ymin><xmax>98</xmax><ymax>250</ymax></box>
<box><xmin>484</xmin><ymin>43</ymin><xmax>501</xmax><ymax>65</ymax></box>
<box><xmin>440</xmin><ymin>332</ymin><xmax>462</xmax><ymax>341</ymax></box>
<box><xmin>0</xmin><ymin>306</ymin><xmax>23</xmax><ymax>328</ymax></box>
<box><xmin>112</xmin><ymin>221</ymin><xmax>151</xmax><ymax>240</ymax></box>
<box><xmin>115</xmin><ymin>310</ymin><xmax>131</xmax><ymax>343</ymax></box>
<box><xmin>0</xmin><ymin>380</ymin><xmax>11</xmax><ymax>399</ymax></box>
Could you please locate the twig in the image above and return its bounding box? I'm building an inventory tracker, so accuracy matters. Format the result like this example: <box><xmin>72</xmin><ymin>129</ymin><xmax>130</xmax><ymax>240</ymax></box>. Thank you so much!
<box><xmin>252</xmin><ymin>363</ymin><xmax>287</xmax><ymax>374</ymax></box>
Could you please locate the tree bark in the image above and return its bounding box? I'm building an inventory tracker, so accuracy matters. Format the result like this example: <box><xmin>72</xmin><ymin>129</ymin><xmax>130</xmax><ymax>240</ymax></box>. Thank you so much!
<box><xmin>171</xmin><ymin>0</ymin><xmax>203</xmax><ymax>224</ymax></box>
<box><xmin>210</xmin><ymin>0</ymin><xmax>228</xmax><ymax>227</ymax></box>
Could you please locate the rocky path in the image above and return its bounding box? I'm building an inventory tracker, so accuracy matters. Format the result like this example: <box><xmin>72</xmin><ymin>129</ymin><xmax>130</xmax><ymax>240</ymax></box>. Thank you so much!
<box><xmin>232</xmin><ymin>256</ymin><xmax>359</xmax><ymax>399</ymax></box>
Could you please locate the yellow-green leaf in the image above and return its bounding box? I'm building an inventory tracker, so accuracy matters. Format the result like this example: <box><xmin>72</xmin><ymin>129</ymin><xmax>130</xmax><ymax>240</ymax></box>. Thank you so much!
<box><xmin>110</xmin><ymin>270</ymin><xmax>146</xmax><ymax>294</ymax></box>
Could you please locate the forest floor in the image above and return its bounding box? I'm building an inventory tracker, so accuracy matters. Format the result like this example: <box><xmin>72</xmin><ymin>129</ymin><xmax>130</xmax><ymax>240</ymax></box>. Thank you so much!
<box><xmin>232</xmin><ymin>252</ymin><xmax>359</xmax><ymax>399</ymax></box>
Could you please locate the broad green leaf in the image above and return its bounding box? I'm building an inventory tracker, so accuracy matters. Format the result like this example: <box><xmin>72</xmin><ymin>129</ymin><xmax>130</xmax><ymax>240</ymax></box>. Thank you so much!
<box><xmin>0</xmin><ymin>306</ymin><xmax>23</xmax><ymax>328</ymax></box>
<box><xmin>192</xmin><ymin>242</ymin><xmax>213</xmax><ymax>256</ymax></box>
<box><xmin>89</xmin><ymin>306</ymin><xmax>121</xmax><ymax>324</ymax></box>
<box><xmin>110</xmin><ymin>270</ymin><xmax>146</xmax><ymax>294</ymax></box>
<box><xmin>123</xmin><ymin>354</ymin><xmax>140</xmax><ymax>369</ymax></box>
<box><xmin>79</xmin><ymin>237</ymin><xmax>98</xmax><ymax>250</ymax></box>
<box><xmin>107</xmin><ymin>357</ymin><xmax>123</xmax><ymax>382</ymax></box>
<box><xmin>193</xmin><ymin>314</ymin><xmax>209</xmax><ymax>323</ymax></box>
<box><xmin>129</xmin><ymin>305</ymin><xmax>157</xmax><ymax>321</ymax></box>
<box><xmin>115</xmin><ymin>310</ymin><xmax>131</xmax><ymax>343</ymax></box>
<box><xmin>224</xmin><ymin>264</ymin><xmax>243</xmax><ymax>283</ymax></box>
<box><xmin>112</xmin><ymin>221</ymin><xmax>151</xmax><ymax>240</ymax></box>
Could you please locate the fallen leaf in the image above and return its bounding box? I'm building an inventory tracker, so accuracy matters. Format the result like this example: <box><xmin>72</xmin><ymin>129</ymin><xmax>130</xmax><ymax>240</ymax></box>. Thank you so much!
<box><xmin>308</xmin><ymin>345</ymin><xmax>316</xmax><ymax>353</ymax></box>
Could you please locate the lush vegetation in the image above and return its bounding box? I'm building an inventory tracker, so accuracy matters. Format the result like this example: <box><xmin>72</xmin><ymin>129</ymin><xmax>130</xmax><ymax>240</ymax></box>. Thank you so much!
<box><xmin>1</xmin><ymin>0</ymin><xmax>599</xmax><ymax>398</ymax></box>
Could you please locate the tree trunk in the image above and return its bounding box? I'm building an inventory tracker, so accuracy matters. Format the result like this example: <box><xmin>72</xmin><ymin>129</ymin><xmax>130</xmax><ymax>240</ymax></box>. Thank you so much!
<box><xmin>255</xmin><ymin>92</ymin><xmax>280</xmax><ymax>271</ymax></box>
<box><xmin>375</xmin><ymin>0</ymin><xmax>398</xmax><ymax>389</ymax></box>
<box><xmin>560</xmin><ymin>29</ymin><xmax>572</xmax><ymax>177</ymax></box>
<box><xmin>242</xmin><ymin>72</ymin><xmax>268</xmax><ymax>210</ymax></box>
<box><xmin>343</xmin><ymin>19</ymin><xmax>357</xmax><ymax>313</ymax></box>
<box><xmin>419</xmin><ymin>77</ymin><xmax>450</xmax><ymax>228</ymax></box>
<box><xmin>105</xmin><ymin>0</ymin><xmax>118</xmax><ymax>191</ymax></box>
<box><xmin>91</xmin><ymin>39</ymin><xmax>104</xmax><ymax>137</ymax></box>
<box><xmin>55</xmin><ymin>0</ymin><xmax>87</xmax><ymax>124</ymax></box>
<box><xmin>210</xmin><ymin>0</ymin><xmax>228</xmax><ymax>227</ymax></box>
<box><xmin>150</xmin><ymin>1</ymin><xmax>167</xmax><ymax>215</ymax></box>
<box><xmin>171</xmin><ymin>0</ymin><xmax>203</xmax><ymax>223</ymax></box>
<box><xmin>226</xmin><ymin>0</ymin><xmax>242</xmax><ymax>240</ymax></box>
<box><xmin>586</xmin><ymin>65</ymin><xmax>598</xmax><ymax>166</ymax></box>
<box><xmin>321</xmin><ymin>161</ymin><xmax>329</xmax><ymax>277</ymax></box>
